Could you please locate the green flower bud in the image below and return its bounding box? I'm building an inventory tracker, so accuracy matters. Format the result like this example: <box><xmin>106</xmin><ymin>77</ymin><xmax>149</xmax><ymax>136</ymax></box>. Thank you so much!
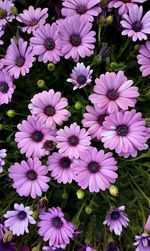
<box><xmin>99</xmin><ymin>16</ymin><xmax>105</xmax><ymax>26</ymax></box>
<box><xmin>6</xmin><ymin>110</ymin><xmax>16</xmax><ymax>118</ymax></box>
<box><xmin>10</xmin><ymin>6</ymin><xmax>18</xmax><ymax>16</ymax></box>
<box><xmin>109</xmin><ymin>185</ymin><xmax>119</xmax><ymax>197</ymax></box>
<box><xmin>31</xmin><ymin>244</ymin><xmax>41</xmax><ymax>251</ymax></box>
<box><xmin>0</xmin><ymin>7</ymin><xmax>6</xmax><ymax>19</ymax></box>
<box><xmin>0</xmin><ymin>124</ymin><xmax>3</xmax><ymax>130</ymax></box>
<box><xmin>134</xmin><ymin>44</ymin><xmax>140</xmax><ymax>51</ymax></box>
<box><xmin>75</xmin><ymin>101</ymin><xmax>82</xmax><ymax>110</ymax></box>
<box><xmin>37</xmin><ymin>79</ymin><xmax>45</xmax><ymax>88</ymax></box>
<box><xmin>106</xmin><ymin>15</ymin><xmax>113</xmax><ymax>25</ymax></box>
<box><xmin>62</xmin><ymin>192</ymin><xmax>68</xmax><ymax>200</ymax></box>
<box><xmin>3</xmin><ymin>231</ymin><xmax>13</xmax><ymax>243</ymax></box>
<box><xmin>76</xmin><ymin>189</ymin><xmax>85</xmax><ymax>200</ymax></box>
<box><xmin>85</xmin><ymin>206</ymin><xmax>92</xmax><ymax>214</ymax></box>
<box><xmin>47</xmin><ymin>63</ymin><xmax>55</xmax><ymax>71</ymax></box>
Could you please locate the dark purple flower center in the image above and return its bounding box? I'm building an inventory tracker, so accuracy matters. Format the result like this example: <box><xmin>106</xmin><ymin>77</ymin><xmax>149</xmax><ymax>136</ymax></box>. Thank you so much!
<box><xmin>68</xmin><ymin>135</ymin><xmax>79</xmax><ymax>146</ymax></box>
<box><xmin>132</xmin><ymin>21</ymin><xmax>142</xmax><ymax>32</ymax></box>
<box><xmin>17</xmin><ymin>211</ymin><xmax>27</xmax><ymax>221</ymax></box>
<box><xmin>77</xmin><ymin>75</ymin><xmax>87</xmax><ymax>85</ymax></box>
<box><xmin>0</xmin><ymin>82</ymin><xmax>9</xmax><ymax>93</ymax></box>
<box><xmin>26</xmin><ymin>170</ymin><xmax>37</xmax><ymax>180</ymax></box>
<box><xmin>52</xmin><ymin>217</ymin><xmax>63</xmax><ymax>229</ymax></box>
<box><xmin>43</xmin><ymin>140</ymin><xmax>56</xmax><ymax>151</ymax></box>
<box><xmin>122</xmin><ymin>0</ymin><xmax>130</xmax><ymax>2</ymax></box>
<box><xmin>0</xmin><ymin>8</ymin><xmax>7</xmax><ymax>19</ymax></box>
<box><xmin>55</xmin><ymin>249</ymin><xmax>64</xmax><ymax>251</ymax></box>
<box><xmin>16</xmin><ymin>57</ymin><xmax>25</xmax><ymax>67</ymax></box>
<box><xmin>32</xmin><ymin>131</ymin><xmax>43</xmax><ymax>142</ymax></box>
<box><xmin>107</xmin><ymin>90</ymin><xmax>119</xmax><ymax>100</ymax></box>
<box><xmin>44</xmin><ymin>39</ymin><xmax>55</xmax><ymax>50</ymax></box>
<box><xmin>110</xmin><ymin>211</ymin><xmax>120</xmax><ymax>220</ymax></box>
<box><xmin>59</xmin><ymin>157</ymin><xmax>71</xmax><ymax>168</ymax></box>
<box><xmin>30</xmin><ymin>19</ymin><xmax>38</xmax><ymax>26</ymax></box>
<box><xmin>88</xmin><ymin>161</ymin><xmax>100</xmax><ymax>173</ymax></box>
<box><xmin>98</xmin><ymin>114</ymin><xmax>106</xmax><ymax>124</ymax></box>
<box><xmin>76</xmin><ymin>5</ymin><xmax>87</xmax><ymax>14</ymax></box>
<box><xmin>117</xmin><ymin>125</ymin><xmax>128</xmax><ymax>136</ymax></box>
<box><xmin>44</xmin><ymin>106</ymin><xmax>55</xmax><ymax>116</ymax></box>
<box><xmin>70</xmin><ymin>34</ymin><xmax>81</xmax><ymax>47</ymax></box>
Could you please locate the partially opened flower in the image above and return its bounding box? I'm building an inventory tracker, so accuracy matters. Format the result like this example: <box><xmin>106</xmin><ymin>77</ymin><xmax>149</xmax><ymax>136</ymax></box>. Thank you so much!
<box><xmin>61</xmin><ymin>0</ymin><xmax>101</xmax><ymax>22</ymax></box>
<box><xmin>30</xmin><ymin>23</ymin><xmax>62</xmax><ymax>63</ymax></box>
<box><xmin>67</xmin><ymin>63</ymin><xmax>93</xmax><ymax>90</ymax></box>
<box><xmin>15</xmin><ymin>115</ymin><xmax>56</xmax><ymax>158</ymax></box>
<box><xmin>137</xmin><ymin>41</ymin><xmax>150</xmax><ymax>77</ymax></box>
<box><xmin>89</xmin><ymin>71</ymin><xmax>139</xmax><ymax>113</ymax></box>
<box><xmin>0</xmin><ymin>148</ymin><xmax>7</xmax><ymax>173</ymax></box>
<box><xmin>17</xmin><ymin>6</ymin><xmax>48</xmax><ymax>34</ymax></box>
<box><xmin>0</xmin><ymin>70</ymin><xmax>15</xmax><ymax>105</ymax></box>
<box><xmin>57</xmin><ymin>15</ymin><xmax>96</xmax><ymax>62</ymax></box>
<box><xmin>28</xmin><ymin>89</ymin><xmax>70</xmax><ymax>129</ymax></box>
<box><xmin>121</xmin><ymin>5</ymin><xmax>150</xmax><ymax>42</ymax></box>
<box><xmin>9</xmin><ymin>158</ymin><xmax>50</xmax><ymax>199</ymax></box>
<box><xmin>145</xmin><ymin>215</ymin><xmax>150</xmax><ymax>231</ymax></box>
<box><xmin>38</xmin><ymin>207</ymin><xmax>74</xmax><ymax>248</ymax></box>
<box><xmin>2</xmin><ymin>38</ymin><xmax>36</xmax><ymax>79</ymax></box>
<box><xmin>56</xmin><ymin>122</ymin><xmax>91</xmax><ymax>159</ymax></box>
<box><xmin>4</xmin><ymin>203</ymin><xmax>36</xmax><ymax>236</ymax></box>
<box><xmin>101</xmin><ymin>109</ymin><xmax>149</xmax><ymax>158</ymax></box>
<box><xmin>134</xmin><ymin>233</ymin><xmax>150</xmax><ymax>251</ymax></box>
<box><xmin>0</xmin><ymin>0</ymin><xmax>15</xmax><ymax>27</ymax></box>
<box><xmin>103</xmin><ymin>206</ymin><xmax>129</xmax><ymax>235</ymax></box>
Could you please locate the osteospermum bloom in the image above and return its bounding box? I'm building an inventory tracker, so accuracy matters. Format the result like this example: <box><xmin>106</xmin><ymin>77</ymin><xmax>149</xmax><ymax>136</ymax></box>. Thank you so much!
<box><xmin>16</xmin><ymin>6</ymin><xmax>48</xmax><ymax>34</ymax></box>
<box><xmin>101</xmin><ymin>109</ymin><xmax>149</xmax><ymax>158</ymax></box>
<box><xmin>121</xmin><ymin>5</ymin><xmax>150</xmax><ymax>42</ymax></box>
<box><xmin>0</xmin><ymin>0</ymin><xmax>15</xmax><ymax>27</ymax></box>
<box><xmin>67</xmin><ymin>63</ymin><xmax>93</xmax><ymax>90</ymax></box>
<box><xmin>38</xmin><ymin>207</ymin><xmax>74</xmax><ymax>248</ymax></box>
<box><xmin>108</xmin><ymin>0</ymin><xmax>147</xmax><ymax>15</ymax></box>
<box><xmin>103</xmin><ymin>206</ymin><xmax>129</xmax><ymax>235</ymax></box>
<box><xmin>0</xmin><ymin>149</ymin><xmax>7</xmax><ymax>173</ymax></box>
<box><xmin>48</xmin><ymin>152</ymin><xmax>75</xmax><ymax>184</ymax></box>
<box><xmin>0</xmin><ymin>70</ymin><xmax>15</xmax><ymax>105</ymax></box>
<box><xmin>134</xmin><ymin>233</ymin><xmax>150</xmax><ymax>251</ymax></box>
<box><xmin>145</xmin><ymin>215</ymin><xmax>150</xmax><ymax>231</ymax></box>
<box><xmin>9</xmin><ymin>158</ymin><xmax>50</xmax><ymax>199</ymax></box>
<box><xmin>89</xmin><ymin>71</ymin><xmax>139</xmax><ymax>113</ymax></box>
<box><xmin>28</xmin><ymin>89</ymin><xmax>70</xmax><ymax>129</ymax></box>
<box><xmin>82</xmin><ymin>105</ymin><xmax>107</xmax><ymax>140</ymax></box>
<box><xmin>58</xmin><ymin>15</ymin><xmax>96</xmax><ymax>62</ymax></box>
<box><xmin>15</xmin><ymin>115</ymin><xmax>56</xmax><ymax>158</ymax></box>
<box><xmin>2</xmin><ymin>38</ymin><xmax>36</xmax><ymax>79</ymax></box>
<box><xmin>137</xmin><ymin>41</ymin><xmax>150</xmax><ymax>77</ymax></box>
<box><xmin>4</xmin><ymin>203</ymin><xmax>36</xmax><ymax>236</ymax></box>
<box><xmin>61</xmin><ymin>0</ymin><xmax>101</xmax><ymax>22</ymax></box>
<box><xmin>72</xmin><ymin>147</ymin><xmax>118</xmax><ymax>192</ymax></box>
<box><xmin>56</xmin><ymin>122</ymin><xmax>91</xmax><ymax>159</ymax></box>
<box><xmin>30</xmin><ymin>23</ymin><xmax>62</xmax><ymax>63</ymax></box>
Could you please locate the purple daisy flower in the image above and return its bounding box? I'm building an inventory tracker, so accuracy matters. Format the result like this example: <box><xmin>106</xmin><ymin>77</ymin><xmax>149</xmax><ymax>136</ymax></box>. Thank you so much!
<box><xmin>72</xmin><ymin>147</ymin><xmax>118</xmax><ymax>193</ymax></box>
<box><xmin>0</xmin><ymin>70</ymin><xmax>15</xmax><ymax>105</ymax></box>
<box><xmin>30</xmin><ymin>23</ymin><xmax>62</xmax><ymax>64</ymax></box>
<box><xmin>121</xmin><ymin>5</ymin><xmax>150</xmax><ymax>42</ymax></box>
<box><xmin>0</xmin><ymin>148</ymin><xmax>7</xmax><ymax>173</ymax></box>
<box><xmin>48</xmin><ymin>152</ymin><xmax>75</xmax><ymax>184</ymax></box>
<box><xmin>101</xmin><ymin>109</ymin><xmax>149</xmax><ymax>158</ymax></box>
<box><xmin>38</xmin><ymin>207</ymin><xmax>74</xmax><ymax>248</ymax></box>
<box><xmin>4</xmin><ymin>203</ymin><xmax>36</xmax><ymax>236</ymax></box>
<box><xmin>103</xmin><ymin>206</ymin><xmax>129</xmax><ymax>236</ymax></box>
<box><xmin>28</xmin><ymin>89</ymin><xmax>70</xmax><ymax>129</ymax></box>
<box><xmin>82</xmin><ymin>105</ymin><xmax>108</xmax><ymax>141</ymax></box>
<box><xmin>2</xmin><ymin>38</ymin><xmax>36</xmax><ymax>79</ymax></box>
<box><xmin>108</xmin><ymin>0</ymin><xmax>147</xmax><ymax>15</ymax></box>
<box><xmin>0</xmin><ymin>0</ymin><xmax>15</xmax><ymax>27</ymax></box>
<box><xmin>56</xmin><ymin>122</ymin><xmax>91</xmax><ymax>159</ymax></box>
<box><xmin>145</xmin><ymin>215</ymin><xmax>150</xmax><ymax>231</ymax></box>
<box><xmin>9</xmin><ymin>158</ymin><xmax>50</xmax><ymax>199</ymax></box>
<box><xmin>61</xmin><ymin>0</ymin><xmax>101</xmax><ymax>22</ymax></box>
<box><xmin>137</xmin><ymin>41</ymin><xmax>150</xmax><ymax>77</ymax></box>
<box><xmin>16</xmin><ymin>6</ymin><xmax>48</xmax><ymax>34</ymax></box>
<box><xmin>15</xmin><ymin>115</ymin><xmax>56</xmax><ymax>158</ymax></box>
<box><xmin>67</xmin><ymin>62</ymin><xmax>93</xmax><ymax>90</ymax></box>
<box><xmin>89</xmin><ymin>71</ymin><xmax>139</xmax><ymax>114</ymax></box>
<box><xmin>134</xmin><ymin>233</ymin><xmax>150</xmax><ymax>251</ymax></box>
<box><xmin>0</xmin><ymin>27</ymin><xmax>4</xmax><ymax>45</ymax></box>
<box><xmin>57</xmin><ymin>15</ymin><xmax>96</xmax><ymax>62</ymax></box>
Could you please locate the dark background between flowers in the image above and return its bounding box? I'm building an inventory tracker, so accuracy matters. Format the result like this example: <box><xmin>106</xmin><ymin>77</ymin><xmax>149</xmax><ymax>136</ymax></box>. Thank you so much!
<box><xmin>0</xmin><ymin>0</ymin><xmax>150</xmax><ymax>250</ymax></box>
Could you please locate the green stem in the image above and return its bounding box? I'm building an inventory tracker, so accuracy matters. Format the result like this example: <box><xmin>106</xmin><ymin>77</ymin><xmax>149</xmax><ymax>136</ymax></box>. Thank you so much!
<box><xmin>117</xmin><ymin>38</ymin><xmax>131</xmax><ymax>60</ymax></box>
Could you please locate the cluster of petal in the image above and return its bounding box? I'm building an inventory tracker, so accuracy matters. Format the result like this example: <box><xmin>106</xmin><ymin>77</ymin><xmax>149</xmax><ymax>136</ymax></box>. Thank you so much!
<box><xmin>137</xmin><ymin>41</ymin><xmax>150</xmax><ymax>77</ymax></box>
<box><xmin>134</xmin><ymin>233</ymin><xmax>150</xmax><ymax>251</ymax></box>
<box><xmin>0</xmin><ymin>148</ymin><xmax>7</xmax><ymax>173</ymax></box>
<box><xmin>0</xmin><ymin>70</ymin><xmax>15</xmax><ymax>105</ymax></box>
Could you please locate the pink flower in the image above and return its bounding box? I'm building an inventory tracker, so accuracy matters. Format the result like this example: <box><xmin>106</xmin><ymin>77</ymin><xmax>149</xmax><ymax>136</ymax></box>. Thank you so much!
<box><xmin>137</xmin><ymin>41</ymin><xmax>150</xmax><ymax>77</ymax></box>
<box><xmin>0</xmin><ymin>70</ymin><xmax>15</xmax><ymax>105</ymax></box>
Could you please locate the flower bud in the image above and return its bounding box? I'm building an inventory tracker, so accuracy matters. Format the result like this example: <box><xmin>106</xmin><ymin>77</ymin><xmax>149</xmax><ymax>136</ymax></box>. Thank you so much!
<box><xmin>76</xmin><ymin>189</ymin><xmax>85</xmax><ymax>200</ymax></box>
<box><xmin>3</xmin><ymin>231</ymin><xmax>13</xmax><ymax>243</ymax></box>
<box><xmin>106</xmin><ymin>15</ymin><xmax>113</xmax><ymax>25</ymax></box>
<box><xmin>37</xmin><ymin>79</ymin><xmax>45</xmax><ymax>88</ymax></box>
<box><xmin>0</xmin><ymin>7</ymin><xmax>6</xmax><ymax>18</ymax></box>
<box><xmin>31</xmin><ymin>244</ymin><xmax>41</xmax><ymax>251</ymax></box>
<box><xmin>85</xmin><ymin>206</ymin><xmax>92</xmax><ymax>214</ymax></box>
<box><xmin>37</xmin><ymin>197</ymin><xmax>48</xmax><ymax>214</ymax></box>
<box><xmin>10</xmin><ymin>6</ymin><xmax>18</xmax><ymax>16</ymax></box>
<box><xmin>6</xmin><ymin>110</ymin><xmax>16</xmax><ymax>118</ymax></box>
<box><xmin>47</xmin><ymin>63</ymin><xmax>55</xmax><ymax>71</ymax></box>
<box><xmin>0</xmin><ymin>124</ymin><xmax>3</xmax><ymax>130</ymax></box>
<box><xmin>75</xmin><ymin>101</ymin><xmax>82</xmax><ymax>110</ymax></box>
<box><xmin>99</xmin><ymin>16</ymin><xmax>105</xmax><ymax>26</ymax></box>
<box><xmin>43</xmin><ymin>140</ymin><xmax>56</xmax><ymax>151</ymax></box>
<box><xmin>109</xmin><ymin>185</ymin><xmax>119</xmax><ymax>197</ymax></box>
<box><xmin>62</xmin><ymin>192</ymin><xmax>68</xmax><ymax>200</ymax></box>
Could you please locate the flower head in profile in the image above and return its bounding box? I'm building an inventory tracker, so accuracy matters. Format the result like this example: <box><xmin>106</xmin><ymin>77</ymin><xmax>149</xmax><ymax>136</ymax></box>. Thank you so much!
<box><xmin>121</xmin><ymin>5</ymin><xmax>150</xmax><ymax>42</ymax></box>
<box><xmin>2</xmin><ymin>38</ymin><xmax>36</xmax><ymax>79</ymax></box>
<box><xmin>4</xmin><ymin>203</ymin><xmax>36</xmax><ymax>236</ymax></box>
<box><xmin>38</xmin><ymin>207</ymin><xmax>74</xmax><ymax>248</ymax></box>
<box><xmin>61</xmin><ymin>0</ymin><xmax>101</xmax><ymax>22</ymax></box>
<box><xmin>0</xmin><ymin>0</ymin><xmax>15</xmax><ymax>27</ymax></box>
<box><xmin>134</xmin><ymin>233</ymin><xmax>150</xmax><ymax>251</ymax></box>
<box><xmin>137</xmin><ymin>41</ymin><xmax>150</xmax><ymax>77</ymax></box>
<box><xmin>89</xmin><ymin>71</ymin><xmax>139</xmax><ymax>113</ymax></box>
<box><xmin>0</xmin><ymin>70</ymin><xmax>15</xmax><ymax>105</ymax></box>
<box><xmin>67</xmin><ymin>63</ymin><xmax>93</xmax><ymax>90</ymax></box>
<box><xmin>103</xmin><ymin>206</ymin><xmax>129</xmax><ymax>235</ymax></box>
<box><xmin>17</xmin><ymin>6</ymin><xmax>48</xmax><ymax>34</ymax></box>
<box><xmin>0</xmin><ymin>148</ymin><xmax>7</xmax><ymax>173</ymax></box>
<box><xmin>57</xmin><ymin>15</ymin><xmax>96</xmax><ymax>62</ymax></box>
